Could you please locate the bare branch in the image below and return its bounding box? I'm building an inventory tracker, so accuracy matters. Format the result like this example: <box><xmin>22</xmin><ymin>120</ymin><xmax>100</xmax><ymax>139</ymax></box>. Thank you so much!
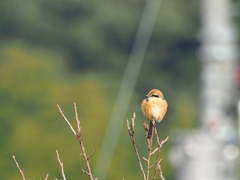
<box><xmin>149</xmin><ymin>160</ymin><xmax>159</xmax><ymax>170</ymax></box>
<box><xmin>160</xmin><ymin>136</ymin><xmax>169</xmax><ymax>146</ymax></box>
<box><xmin>56</xmin><ymin>150</ymin><xmax>66</xmax><ymax>180</ymax></box>
<box><xmin>127</xmin><ymin>119</ymin><xmax>130</xmax><ymax>130</ymax></box>
<box><xmin>146</xmin><ymin>133</ymin><xmax>153</xmax><ymax>180</ymax></box>
<box><xmin>73</xmin><ymin>102</ymin><xmax>81</xmax><ymax>133</ymax></box>
<box><xmin>74</xmin><ymin>104</ymin><xmax>94</xmax><ymax>180</ymax></box>
<box><xmin>153</xmin><ymin>128</ymin><xmax>161</xmax><ymax>180</ymax></box>
<box><xmin>153</xmin><ymin>128</ymin><xmax>169</xmax><ymax>180</ymax></box>
<box><xmin>12</xmin><ymin>155</ymin><xmax>26</xmax><ymax>180</ymax></box>
<box><xmin>82</xmin><ymin>169</ymin><xmax>90</xmax><ymax>175</ymax></box>
<box><xmin>57</xmin><ymin>104</ymin><xmax>76</xmax><ymax>136</ymax></box>
<box><xmin>151</xmin><ymin>147</ymin><xmax>159</xmax><ymax>156</ymax></box>
<box><xmin>158</xmin><ymin>161</ymin><xmax>165</xmax><ymax>180</ymax></box>
<box><xmin>157</xmin><ymin>136</ymin><xmax>169</xmax><ymax>180</ymax></box>
<box><xmin>45</xmin><ymin>174</ymin><xmax>49</xmax><ymax>180</ymax></box>
<box><xmin>132</xmin><ymin>113</ymin><xmax>135</xmax><ymax>128</ymax></box>
<box><xmin>127</xmin><ymin>113</ymin><xmax>169</xmax><ymax>180</ymax></box>
<box><xmin>57</xmin><ymin>103</ymin><xmax>95</xmax><ymax>180</ymax></box>
<box><xmin>142</xmin><ymin>157</ymin><xmax>148</xmax><ymax>162</ymax></box>
<box><xmin>127</xmin><ymin>114</ymin><xmax>146</xmax><ymax>180</ymax></box>
<box><xmin>143</xmin><ymin>121</ymin><xmax>149</xmax><ymax>138</ymax></box>
<box><xmin>87</xmin><ymin>150</ymin><xmax>96</xmax><ymax>160</ymax></box>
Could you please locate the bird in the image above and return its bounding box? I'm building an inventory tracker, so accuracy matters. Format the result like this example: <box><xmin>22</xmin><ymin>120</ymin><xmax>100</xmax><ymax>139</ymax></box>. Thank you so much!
<box><xmin>141</xmin><ymin>89</ymin><xmax>168</xmax><ymax>139</ymax></box>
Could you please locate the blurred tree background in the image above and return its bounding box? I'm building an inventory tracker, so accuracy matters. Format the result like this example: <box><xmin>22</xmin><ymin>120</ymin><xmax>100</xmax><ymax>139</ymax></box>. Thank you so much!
<box><xmin>0</xmin><ymin>0</ymin><xmax>201</xmax><ymax>179</ymax></box>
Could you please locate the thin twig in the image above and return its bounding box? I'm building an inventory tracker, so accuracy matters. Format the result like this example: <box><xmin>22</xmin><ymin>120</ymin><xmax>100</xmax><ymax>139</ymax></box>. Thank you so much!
<box><xmin>57</xmin><ymin>103</ymin><xmax>95</xmax><ymax>180</ymax></box>
<box><xmin>161</xmin><ymin>136</ymin><xmax>169</xmax><ymax>145</ymax></box>
<box><xmin>158</xmin><ymin>160</ymin><xmax>165</xmax><ymax>180</ymax></box>
<box><xmin>149</xmin><ymin>162</ymin><xmax>156</xmax><ymax>170</ymax></box>
<box><xmin>151</xmin><ymin>147</ymin><xmax>159</xmax><ymax>156</ymax></box>
<box><xmin>127</xmin><ymin>113</ymin><xmax>169</xmax><ymax>180</ymax></box>
<box><xmin>73</xmin><ymin>102</ymin><xmax>81</xmax><ymax>133</ymax></box>
<box><xmin>73</xmin><ymin>103</ymin><xmax>94</xmax><ymax>180</ymax></box>
<box><xmin>57</xmin><ymin>104</ymin><xmax>76</xmax><ymax>136</ymax></box>
<box><xmin>158</xmin><ymin>136</ymin><xmax>169</xmax><ymax>180</ymax></box>
<box><xmin>153</xmin><ymin>128</ymin><xmax>169</xmax><ymax>180</ymax></box>
<box><xmin>127</xmin><ymin>113</ymin><xmax>146</xmax><ymax>180</ymax></box>
<box><xmin>82</xmin><ymin>169</ymin><xmax>90</xmax><ymax>175</ymax></box>
<box><xmin>142</xmin><ymin>157</ymin><xmax>148</xmax><ymax>162</ymax></box>
<box><xmin>56</xmin><ymin>150</ymin><xmax>66</xmax><ymax>180</ymax></box>
<box><xmin>45</xmin><ymin>174</ymin><xmax>49</xmax><ymax>180</ymax></box>
<box><xmin>87</xmin><ymin>150</ymin><xmax>96</xmax><ymax>160</ymax></box>
<box><xmin>146</xmin><ymin>131</ymin><xmax>153</xmax><ymax>180</ymax></box>
<box><xmin>153</xmin><ymin>128</ymin><xmax>161</xmax><ymax>179</ymax></box>
<box><xmin>12</xmin><ymin>155</ymin><xmax>26</xmax><ymax>180</ymax></box>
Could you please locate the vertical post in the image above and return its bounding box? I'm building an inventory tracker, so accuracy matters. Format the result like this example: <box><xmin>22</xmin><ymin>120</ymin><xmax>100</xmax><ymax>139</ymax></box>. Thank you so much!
<box><xmin>199</xmin><ymin>0</ymin><xmax>238</xmax><ymax>131</ymax></box>
<box><xmin>170</xmin><ymin>0</ymin><xmax>238</xmax><ymax>179</ymax></box>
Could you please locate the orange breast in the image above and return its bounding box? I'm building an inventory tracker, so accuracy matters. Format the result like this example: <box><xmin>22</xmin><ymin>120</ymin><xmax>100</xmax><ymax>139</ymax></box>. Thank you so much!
<box><xmin>141</xmin><ymin>98</ymin><xmax>168</xmax><ymax>123</ymax></box>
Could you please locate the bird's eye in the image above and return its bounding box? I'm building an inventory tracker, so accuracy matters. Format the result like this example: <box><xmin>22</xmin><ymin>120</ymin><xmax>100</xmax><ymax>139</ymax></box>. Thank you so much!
<box><xmin>151</xmin><ymin>94</ymin><xmax>159</xmax><ymax>98</ymax></box>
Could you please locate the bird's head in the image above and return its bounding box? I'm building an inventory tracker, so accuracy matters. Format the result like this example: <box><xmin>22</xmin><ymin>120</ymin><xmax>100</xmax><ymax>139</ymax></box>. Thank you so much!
<box><xmin>146</xmin><ymin>89</ymin><xmax>164</xmax><ymax>100</ymax></box>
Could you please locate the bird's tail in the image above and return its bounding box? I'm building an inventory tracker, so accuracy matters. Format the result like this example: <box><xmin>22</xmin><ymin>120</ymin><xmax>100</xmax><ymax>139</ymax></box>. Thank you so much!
<box><xmin>147</xmin><ymin>121</ymin><xmax>154</xmax><ymax>139</ymax></box>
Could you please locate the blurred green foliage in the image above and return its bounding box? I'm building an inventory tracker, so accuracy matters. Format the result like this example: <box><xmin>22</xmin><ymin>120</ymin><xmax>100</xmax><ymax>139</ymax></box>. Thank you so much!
<box><xmin>0</xmin><ymin>0</ymin><xmax>201</xmax><ymax>179</ymax></box>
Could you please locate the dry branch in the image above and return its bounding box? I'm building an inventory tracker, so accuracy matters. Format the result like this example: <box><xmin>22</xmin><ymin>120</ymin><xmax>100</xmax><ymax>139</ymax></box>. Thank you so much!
<box><xmin>153</xmin><ymin>128</ymin><xmax>169</xmax><ymax>180</ymax></box>
<box><xmin>127</xmin><ymin>113</ymin><xmax>146</xmax><ymax>180</ymax></box>
<box><xmin>57</xmin><ymin>104</ymin><xmax>76</xmax><ymax>136</ymax></box>
<box><xmin>45</xmin><ymin>174</ymin><xmax>49</xmax><ymax>180</ymax></box>
<box><xmin>57</xmin><ymin>103</ymin><xmax>96</xmax><ymax>180</ymax></box>
<box><xmin>146</xmin><ymin>132</ymin><xmax>154</xmax><ymax>179</ymax></box>
<box><xmin>127</xmin><ymin>113</ymin><xmax>169</xmax><ymax>180</ymax></box>
<box><xmin>12</xmin><ymin>155</ymin><xmax>26</xmax><ymax>180</ymax></box>
<box><xmin>56</xmin><ymin>150</ymin><xmax>66</xmax><ymax>180</ymax></box>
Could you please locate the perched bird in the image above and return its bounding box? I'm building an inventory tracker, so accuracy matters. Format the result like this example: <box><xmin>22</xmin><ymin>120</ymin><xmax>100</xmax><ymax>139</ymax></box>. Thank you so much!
<box><xmin>141</xmin><ymin>89</ymin><xmax>168</xmax><ymax>139</ymax></box>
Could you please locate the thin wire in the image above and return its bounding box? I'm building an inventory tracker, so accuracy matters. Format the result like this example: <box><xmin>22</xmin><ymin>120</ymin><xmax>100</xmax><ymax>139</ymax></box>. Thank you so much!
<box><xmin>94</xmin><ymin>0</ymin><xmax>163</xmax><ymax>179</ymax></box>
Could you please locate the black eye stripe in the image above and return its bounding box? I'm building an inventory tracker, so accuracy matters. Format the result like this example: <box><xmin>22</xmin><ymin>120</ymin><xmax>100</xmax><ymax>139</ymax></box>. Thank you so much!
<box><xmin>151</xmin><ymin>94</ymin><xmax>159</xmax><ymax>98</ymax></box>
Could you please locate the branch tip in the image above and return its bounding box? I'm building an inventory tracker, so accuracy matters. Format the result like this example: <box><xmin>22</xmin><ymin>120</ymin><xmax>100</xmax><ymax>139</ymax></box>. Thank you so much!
<box><xmin>12</xmin><ymin>155</ymin><xmax>26</xmax><ymax>180</ymax></box>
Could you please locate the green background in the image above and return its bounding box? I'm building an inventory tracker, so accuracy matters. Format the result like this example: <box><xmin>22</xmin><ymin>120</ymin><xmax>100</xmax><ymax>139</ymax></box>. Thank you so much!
<box><xmin>0</xmin><ymin>0</ymin><xmax>203</xmax><ymax>179</ymax></box>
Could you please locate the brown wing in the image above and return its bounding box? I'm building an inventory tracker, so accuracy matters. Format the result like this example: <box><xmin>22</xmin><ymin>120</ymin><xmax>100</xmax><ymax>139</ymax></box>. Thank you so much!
<box><xmin>157</xmin><ymin>99</ymin><xmax>168</xmax><ymax>122</ymax></box>
<box><xmin>141</xmin><ymin>99</ymin><xmax>152</xmax><ymax>120</ymax></box>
